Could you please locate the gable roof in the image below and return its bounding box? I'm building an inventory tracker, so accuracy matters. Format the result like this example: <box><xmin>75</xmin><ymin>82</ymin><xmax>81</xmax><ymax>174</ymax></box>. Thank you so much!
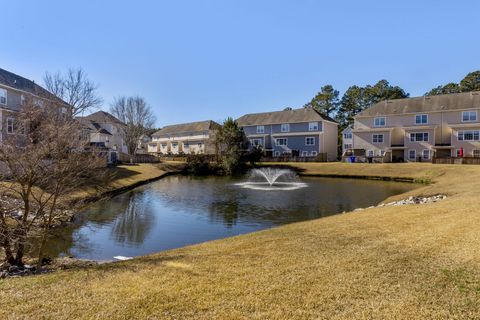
<box><xmin>356</xmin><ymin>91</ymin><xmax>480</xmax><ymax>118</ymax></box>
<box><xmin>84</xmin><ymin>111</ymin><xmax>126</xmax><ymax>127</ymax></box>
<box><xmin>152</xmin><ymin>120</ymin><xmax>220</xmax><ymax>137</ymax></box>
<box><xmin>0</xmin><ymin>68</ymin><xmax>64</xmax><ymax>104</ymax></box>
<box><xmin>236</xmin><ymin>108</ymin><xmax>337</xmax><ymax>126</ymax></box>
<box><xmin>76</xmin><ymin>117</ymin><xmax>112</xmax><ymax>135</ymax></box>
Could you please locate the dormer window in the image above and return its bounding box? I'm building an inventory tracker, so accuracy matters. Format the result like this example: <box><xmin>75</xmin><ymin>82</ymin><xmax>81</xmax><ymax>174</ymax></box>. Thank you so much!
<box><xmin>462</xmin><ymin>111</ymin><xmax>477</xmax><ymax>122</ymax></box>
<box><xmin>374</xmin><ymin>117</ymin><xmax>386</xmax><ymax>127</ymax></box>
<box><xmin>0</xmin><ymin>88</ymin><xmax>6</xmax><ymax>105</ymax></box>
<box><xmin>281</xmin><ymin>123</ymin><xmax>290</xmax><ymax>132</ymax></box>
<box><xmin>415</xmin><ymin>114</ymin><xmax>428</xmax><ymax>124</ymax></box>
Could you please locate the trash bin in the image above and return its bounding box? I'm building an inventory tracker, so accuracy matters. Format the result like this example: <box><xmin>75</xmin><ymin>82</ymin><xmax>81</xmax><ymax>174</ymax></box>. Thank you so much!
<box><xmin>349</xmin><ymin>156</ymin><xmax>355</xmax><ymax>163</ymax></box>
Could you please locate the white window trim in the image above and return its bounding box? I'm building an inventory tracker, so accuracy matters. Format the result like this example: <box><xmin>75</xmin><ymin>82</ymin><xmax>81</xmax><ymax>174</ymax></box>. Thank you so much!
<box><xmin>256</xmin><ymin>125</ymin><xmax>265</xmax><ymax>134</ymax></box>
<box><xmin>308</xmin><ymin>122</ymin><xmax>319</xmax><ymax>131</ymax></box>
<box><xmin>274</xmin><ymin>151</ymin><xmax>280</xmax><ymax>157</ymax></box>
<box><xmin>410</xmin><ymin>132</ymin><xmax>429</xmax><ymax>142</ymax></box>
<box><xmin>6</xmin><ymin>117</ymin><xmax>14</xmax><ymax>134</ymax></box>
<box><xmin>301</xmin><ymin>151</ymin><xmax>308</xmax><ymax>156</ymax></box>
<box><xmin>462</xmin><ymin>111</ymin><xmax>478</xmax><ymax>123</ymax></box>
<box><xmin>408</xmin><ymin>149</ymin><xmax>416</xmax><ymax>160</ymax></box>
<box><xmin>280</xmin><ymin>123</ymin><xmax>290</xmax><ymax>133</ymax></box>
<box><xmin>457</xmin><ymin>130</ymin><xmax>480</xmax><ymax>141</ymax></box>
<box><xmin>415</xmin><ymin>114</ymin><xmax>428</xmax><ymax>125</ymax></box>
<box><xmin>367</xmin><ymin>150</ymin><xmax>374</xmax><ymax>157</ymax></box>
<box><xmin>0</xmin><ymin>88</ymin><xmax>7</xmax><ymax>105</ymax></box>
<box><xmin>422</xmin><ymin>149</ymin><xmax>430</xmax><ymax>160</ymax></box>
<box><xmin>372</xmin><ymin>134</ymin><xmax>384</xmax><ymax>144</ymax></box>
<box><xmin>275</xmin><ymin>138</ymin><xmax>288</xmax><ymax>146</ymax></box>
<box><xmin>374</xmin><ymin>117</ymin><xmax>386</xmax><ymax>127</ymax></box>
<box><xmin>305</xmin><ymin>137</ymin><xmax>315</xmax><ymax>146</ymax></box>
<box><xmin>311</xmin><ymin>151</ymin><xmax>318</xmax><ymax>156</ymax></box>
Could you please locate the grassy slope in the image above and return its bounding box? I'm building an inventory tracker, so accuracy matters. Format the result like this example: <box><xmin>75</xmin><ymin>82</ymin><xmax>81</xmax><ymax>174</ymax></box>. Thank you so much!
<box><xmin>66</xmin><ymin>162</ymin><xmax>184</xmax><ymax>204</ymax></box>
<box><xmin>1</xmin><ymin>163</ymin><xmax>480</xmax><ymax>319</ymax></box>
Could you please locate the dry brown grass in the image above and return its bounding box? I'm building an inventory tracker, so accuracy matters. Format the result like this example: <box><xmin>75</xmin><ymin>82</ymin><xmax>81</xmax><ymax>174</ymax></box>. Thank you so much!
<box><xmin>1</xmin><ymin>163</ymin><xmax>480</xmax><ymax>319</ymax></box>
<box><xmin>65</xmin><ymin>162</ymin><xmax>184</xmax><ymax>204</ymax></box>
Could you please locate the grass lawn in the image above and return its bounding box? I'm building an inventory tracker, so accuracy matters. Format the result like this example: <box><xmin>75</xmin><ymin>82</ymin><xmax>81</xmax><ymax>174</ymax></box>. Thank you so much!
<box><xmin>1</xmin><ymin>163</ymin><xmax>480</xmax><ymax>319</ymax></box>
<box><xmin>65</xmin><ymin>162</ymin><xmax>184</xmax><ymax>205</ymax></box>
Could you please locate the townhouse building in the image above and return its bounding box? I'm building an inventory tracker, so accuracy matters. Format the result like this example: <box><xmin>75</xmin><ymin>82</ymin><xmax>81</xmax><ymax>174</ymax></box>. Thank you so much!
<box><xmin>350</xmin><ymin>91</ymin><xmax>480</xmax><ymax>162</ymax></box>
<box><xmin>148</xmin><ymin>120</ymin><xmax>220</xmax><ymax>155</ymax></box>
<box><xmin>77</xmin><ymin>111</ymin><xmax>128</xmax><ymax>163</ymax></box>
<box><xmin>236</xmin><ymin>108</ymin><xmax>338</xmax><ymax>161</ymax></box>
<box><xmin>0</xmin><ymin>68</ymin><xmax>67</xmax><ymax>142</ymax></box>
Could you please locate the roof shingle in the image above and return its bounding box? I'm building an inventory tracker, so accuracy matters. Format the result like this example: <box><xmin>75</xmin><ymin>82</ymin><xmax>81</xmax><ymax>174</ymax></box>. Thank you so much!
<box><xmin>356</xmin><ymin>91</ymin><xmax>480</xmax><ymax>117</ymax></box>
<box><xmin>236</xmin><ymin>108</ymin><xmax>337</xmax><ymax>126</ymax></box>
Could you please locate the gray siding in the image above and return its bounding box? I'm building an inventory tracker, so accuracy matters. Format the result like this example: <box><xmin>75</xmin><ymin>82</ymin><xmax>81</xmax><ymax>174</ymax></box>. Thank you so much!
<box><xmin>0</xmin><ymin>85</ymin><xmax>23</xmax><ymax>111</ymax></box>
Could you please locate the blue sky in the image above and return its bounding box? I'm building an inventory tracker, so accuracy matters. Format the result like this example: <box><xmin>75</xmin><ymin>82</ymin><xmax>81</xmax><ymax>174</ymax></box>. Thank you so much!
<box><xmin>2</xmin><ymin>0</ymin><xmax>479</xmax><ymax>127</ymax></box>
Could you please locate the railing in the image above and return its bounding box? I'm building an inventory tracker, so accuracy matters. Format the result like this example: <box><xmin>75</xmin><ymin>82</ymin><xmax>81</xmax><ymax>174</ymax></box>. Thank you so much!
<box><xmin>119</xmin><ymin>153</ymin><xmax>161</xmax><ymax>163</ymax></box>
<box><xmin>260</xmin><ymin>153</ymin><xmax>328</xmax><ymax>162</ymax></box>
<box><xmin>432</xmin><ymin>157</ymin><xmax>480</xmax><ymax>165</ymax></box>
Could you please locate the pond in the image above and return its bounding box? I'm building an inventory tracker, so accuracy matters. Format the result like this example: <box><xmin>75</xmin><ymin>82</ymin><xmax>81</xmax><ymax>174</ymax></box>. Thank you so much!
<box><xmin>42</xmin><ymin>173</ymin><xmax>414</xmax><ymax>261</ymax></box>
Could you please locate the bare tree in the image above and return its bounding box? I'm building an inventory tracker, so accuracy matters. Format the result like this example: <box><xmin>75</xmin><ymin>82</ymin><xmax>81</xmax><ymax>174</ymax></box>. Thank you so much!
<box><xmin>44</xmin><ymin>68</ymin><xmax>103</xmax><ymax>117</ymax></box>
<box><xmin>0</xmin><ymin>96</ymin><xmax>108</xmax><ymax>271</ymax></box>
<box><xmin>110</xmin><ymin>96</ymin><xmax>156</xmax><ymax>163</ymax></box>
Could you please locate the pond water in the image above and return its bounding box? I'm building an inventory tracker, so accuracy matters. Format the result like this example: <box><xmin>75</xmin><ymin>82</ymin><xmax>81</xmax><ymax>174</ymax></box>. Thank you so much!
<box><xmin>42</xmin><ymin>174</ymin><xmax>414</xmax><ymax>261</ymax></box>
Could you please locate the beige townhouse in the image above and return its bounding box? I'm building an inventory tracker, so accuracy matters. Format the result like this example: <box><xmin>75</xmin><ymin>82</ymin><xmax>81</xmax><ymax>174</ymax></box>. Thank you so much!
<box><xmin>350</xmin><ymin>91</ymin><xmax>480</xmax><ymax>162</ymax></box>
<box><xmin>148</xmin><ymin>120</ymin><xmax>220</xmax><ymax>155</ymax></box>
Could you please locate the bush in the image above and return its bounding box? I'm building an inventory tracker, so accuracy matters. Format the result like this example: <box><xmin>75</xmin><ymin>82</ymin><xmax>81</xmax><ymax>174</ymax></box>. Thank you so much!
<box><xmin>185</xmin><ymin>155</ymin><xmax>212</xmax><ymax>175</ymax></box>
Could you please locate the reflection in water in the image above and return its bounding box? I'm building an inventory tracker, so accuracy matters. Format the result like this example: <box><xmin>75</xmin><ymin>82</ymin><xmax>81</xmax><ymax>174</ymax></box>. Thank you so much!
<box><xmin>41</xmin><ymin>175</ymin><xmax>414</xmax><ymax>260</ymax></box>
<box><xmin>110</xmin><ymin>193</ymin><xmax>154</xmax><ymax>246</ymax></box>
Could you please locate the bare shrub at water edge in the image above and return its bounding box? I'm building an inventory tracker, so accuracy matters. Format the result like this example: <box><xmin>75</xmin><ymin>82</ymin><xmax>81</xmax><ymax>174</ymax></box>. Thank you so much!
<box><xmin>0</xmin><ymin>96</ymin><xmax>110</xmax><ymax>273</ymax></box>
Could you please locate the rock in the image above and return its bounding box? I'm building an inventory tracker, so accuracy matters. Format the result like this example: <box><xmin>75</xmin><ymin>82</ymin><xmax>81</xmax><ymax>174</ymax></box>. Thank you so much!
<box><xmin>8</xmin><ymin>265</ymin><xmax>19</xmax><ymax>273</ymax></box>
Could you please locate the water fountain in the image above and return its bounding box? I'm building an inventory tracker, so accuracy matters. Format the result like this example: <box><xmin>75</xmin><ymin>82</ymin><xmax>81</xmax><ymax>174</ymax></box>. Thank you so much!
<box><xmin>235</xmin><ymin>167</ymin><xmax>308</xmax><ymax>191</ymax></box>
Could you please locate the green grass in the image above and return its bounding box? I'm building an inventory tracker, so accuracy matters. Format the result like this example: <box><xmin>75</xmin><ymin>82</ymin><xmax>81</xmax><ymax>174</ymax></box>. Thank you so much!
<box><xmin>1</xmin><ymin>163</ymin><xmax>480</xmax><ymax>319</ymax></box>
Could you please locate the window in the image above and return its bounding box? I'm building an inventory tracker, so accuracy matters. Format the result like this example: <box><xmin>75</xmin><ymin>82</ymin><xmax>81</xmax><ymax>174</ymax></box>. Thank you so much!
<box><xmin>250</xmin><ymin>139</ymin><xmax>262</xmax><ymax>147</ymax></box>
<box><xmin>372</xmin><ymin>134</ymin><xmax>384</xmax><ymax>143</ymax></box>
<box><xmin>410</xmin><ymin>132</ymin><xmax>429</xmax><ymax>142</ymax></box>
<box><xmin>374</xmin><ymin>117</ymin><xmax>386</xmax><ymax>127</ymax></box>
<box><xmin>311</xmin><ymin>151</ymin><xmax>318</xmax><ymax>156</ymax></box>
<box><xmin>34</xmin><ymin>99</ymin><xmax>44</xmax><ymax>107</ymax></box>
<box><xmin>301</xmin><ymin>151</ymin><xmax>308</xmax><ymax>156</ymax></box>
<box><xmin>20</xmin><ymin>94</ymin><xmax>26</xmax><ymax>105</ymax></box>
<box><xmin>408</xmin><ymin>150</ymin><xmax>416</xmax><ymax>160</ymax></box>
<box><xmin>274</xmin><ymin>151</ymin><xmax>280</xmax><ymax>157</ymax></box>
<box><xmin>462</xmin><ymin>111</ymin><xmax>477</xmax><ymax>122</ymax></box>
<box><xmin>7</xmin><ymin>118</ymin><xmax>14</xmax><ymax>134</ymax></box>
<box><xmin>473</xmin><ymin>150</ymin><xmax>480</xmax><ymax>158</ymax></box>
<box><xmin>422</xmin><ymin>149</ymin><xmax>430</xmax><ymax>160</ymax></box>
<box><xmin>275</xmin><ymin>138</ymin><xmax>287</xmax><ymax>146</ymax></box>
<box><xmin>415</xmin><ymin>114</ymin><xmax>428</xmax><ymax>124</ymax></box>
<box><xmin>256</xmin><ymin>125</ymin><xmax>265</xmax><ymax>134</ymax></box>
<box><xmin>343</xmin><ymin>132</ymin><xmax>352</xmax><ymax>139</ymax></box>
<box><xmin>197</xmin><ymin>143</ymin><xmax>203</xmax><ymax>147</ymax></box>
<box><xmin>281</xmin><ymin>123</ymin><xmax>290</xmax><ymax>132</ymax></box>
<box><xmin>0</xmin><ymin>88</ymin><xmax>6</xmax><ymax>105</ymax></box>
<box><xmin>344</xmin><ymin>143</ymin><xmax>352</xmax><ymax>150</ymax></box>
<box><xmin>161</xmin><ymin>143</ymin><xmax>167</xmax><ymax>148</ymax></box>
<box><xmin>183</xmin><ymin>142</ymin><xmax>189</xmax><ymax>148</ymax></box>
<box><xmin>367</xmin><ymin>150</ymin><xmax>374</xmax><ymax>157</ymax></box>
<box><xmin>305</xmin><ymin>137</ymin><xmax>315</xmax><ymax>146</ymax></box>
<box><xmin>308</xmin><ymin>122</ymin><xmax>319</xmax><ymax>131</ymax></box>
<box><xmin>458</xmin><ymin>130</ymin><xmax>480</xmax><ymax>141</ymax></box>
<box><xmin>172</xmin><ymin>143</ymin><xmax>178</xmax><ymax>148</ymax></box>
<box><xmin>282</xmin><ymin>151</ymin><xmax>291</xmax><ymax>155</ymax></box>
